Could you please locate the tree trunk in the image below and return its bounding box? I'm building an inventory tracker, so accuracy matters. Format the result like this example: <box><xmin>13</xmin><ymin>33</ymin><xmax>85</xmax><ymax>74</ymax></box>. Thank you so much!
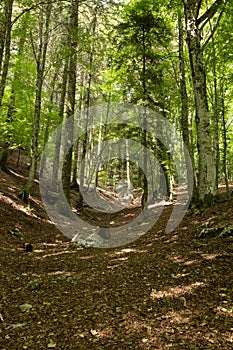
<box><xmin>209</xmin><ymin>23</ymin><xmax>220</xmax><ymax>192</ymax></box>
<box><xmin>62</xmin><ymin>0</ymin><xmax>79</xmax><ymax>205</ymax></box>
<box><xmin>221</xmin><ymin>95</ymin><xmax>229</xmax><ymax>195</ymax></box>
<box><xmin>0</xmin><ymin>0</ymin><xmax>14</xmax><ymax>107</ymax></box>
<box><xmin>51</xmin><ymin>60</ymin><xmax>68</xmax><ymax>190</ymax></box>
<box><xmin>141</xmin><ymin>24</ymin><xmax>148</xmax><ymax>209</ymax></box>
<box><xmin>178</xmin><ymin>12</ymin><xmax>197</xmax><ymax>199</ymax></box>
<box><xmin>79</xmin><ymin>10</ymin><xmax>97</xmax><ymax>194</ymax></box>
<box><xmin>183</xmin><ymin>0</ymin><xmax>219</xmax><ymax>203</ymax></box>
<box><xmin>0</xmin><ymin>90</ymin><xmax>15</xmax><ymax>172</ymax></box>
<box><xmin>71</xmin><ymin>71</ymin><xmax>84</xmax><ymax>188</ymax></box>
<box><xmin>19</xmin><ymin>3</ymin><xmax>52</xmax><ymax>202</ymax></box>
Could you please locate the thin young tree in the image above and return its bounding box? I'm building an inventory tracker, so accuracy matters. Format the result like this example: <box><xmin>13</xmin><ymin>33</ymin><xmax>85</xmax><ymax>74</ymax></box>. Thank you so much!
<box><xmin>19</xmin><ymin>3</ymin><xmax>52</xmax><ymax>202</ymax></box>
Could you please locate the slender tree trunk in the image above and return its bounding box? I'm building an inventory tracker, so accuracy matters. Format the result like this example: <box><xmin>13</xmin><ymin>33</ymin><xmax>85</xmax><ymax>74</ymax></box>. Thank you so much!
<box><xmin>51</xmin><ymin>60</ymin><xmax>68</xmax><ymax>189</ymax></box>
<box><xmin>40</xmin><ymin>69</ymin><xmax>59</xmax><ymax>178</ymax></box>
<box><xmin>178</xmin><ymin>14</ymin><xmax>189</xmax><ymax>149</ymax></box>
<box><xmin>178</xmin><ymin>12</ymin><xmax>197</xmax><ymax>199</ymax></box>
<box><xmin>0</xmin><ymin>89</ymin><xmax>15</xmax><ymax>172</ymax></box>
<box><xmin>19</xmin><ymin>3</ymin><xmax>52</xmax><ymax>202</ymax></box>
<box><xmin>79</xmin><ymin>9</ymin><xmax>97</xmax><ymax>193</ymax></box>
<box><xmin>71</xmin><ymin>71</ymin><xmax>84</xmax><ymax>188</ymax></box>
<box><xmin>0</xmin><ymin>15</ymin><xmax>27</xmax><ymax>171</ymax></box>
<box><xmin>62</xmin><ymin>0</ymin><xmax>79</xmax><ymax>205</ymax></box>
<box><xmin>141</xmin><ymin>24</ymin><xmax>148</xmax><ymax>209</ymax></box>
<box><xmin>0</xmin><ymin>3</ymin><xmax>6</xmax><ymax>75</ymax></box>
<box><xmin>209</xmin><ymin>23</ymin><xmax>220</xmax><ymax>191</ymax></box>
<box><xmin>0</xmin><ymin>0</ymin><xmax>14</xmax><ymax>107</ymax></box>
<box><xmin>221</xmin><ymin>94</ymin><xmax>229</xmax><ymax>194</ymax></box>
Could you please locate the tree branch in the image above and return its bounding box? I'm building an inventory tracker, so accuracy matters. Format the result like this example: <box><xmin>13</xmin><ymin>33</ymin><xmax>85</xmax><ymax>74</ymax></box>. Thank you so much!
<box><xmin>11</xmin><ymin>0</ymin><xmax>87</xmax><ymax>27</ymax></box>
<box><xmin>197</xmin><ymin>0</ymin><xmax>226</xmax><ymax>26</ymax></box>
<box><xmin>195</xmin><ymin>0</ymin><xmax>203</xmax><ymax>19</ymax></box>
<box><xmin>201</xmin><ymin>8</ymin><xmax>224</xmax><ymax>51</ymax></box>
<box><xmin>11</xmin><ymin>2</ymin><xmax>51</xmax><ymax>27</ymax></box>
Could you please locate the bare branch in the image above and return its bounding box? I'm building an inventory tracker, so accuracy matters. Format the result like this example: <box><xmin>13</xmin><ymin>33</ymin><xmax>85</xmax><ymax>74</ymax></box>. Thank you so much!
<box><xmin>197</xmin><ymin>0</ymin><xmax>226</xmax><ymax>26</ymax></box>
<box><xmin>30</xmin><ymin>30</ymin><xmax>38</xmax><ymax>63</ymax></box>
<box><xmin>11</xmin><ymin>1</ymin><xmax>52</xmax><ymax>27</ymax></box>
<box><xmin>201</xmin><ymin>8</ymin><xmax>224</xmax><ymax>51</ymax></box>
<box><xmin>195</xmin><ymin>0</ymin><xmax>203</xmax><ymax>19</ymax></box>
<box><xmin>11</xmin><ymin>0</ymin><xmax>87</xmax><ymax>27</ymax></box>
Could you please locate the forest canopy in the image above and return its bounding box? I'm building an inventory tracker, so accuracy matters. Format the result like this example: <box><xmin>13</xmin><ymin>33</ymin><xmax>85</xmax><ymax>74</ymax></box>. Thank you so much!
<box><xmin>0</xmin><ymin>0</ymin><xmax>232</xmax><ymax>207</ymax></box>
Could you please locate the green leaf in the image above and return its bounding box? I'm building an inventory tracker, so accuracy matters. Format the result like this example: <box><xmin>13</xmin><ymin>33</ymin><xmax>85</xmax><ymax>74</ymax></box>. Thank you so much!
<box><xmin>142</xmin><ymin>338</ymin><xmax>148</xmax><ymax>343</ymax></box>
<box><xmin>19</xmin><ymin>303</ymin><xmax>33</xmax><ymax>313</ymax></box>
<box><xmin>6</xmin><ymin>322</ymin><xmax>28</xmax><ymax>330</ymax></box>
<box><xmin>90</xmin><ymin>329</ymin><xmax>98</xmax><ymax>336</ymax></box>
<box><xmin>47</xmin><ymin>340</ymin><xmax>56</xmax><ymax>348</ymax></box>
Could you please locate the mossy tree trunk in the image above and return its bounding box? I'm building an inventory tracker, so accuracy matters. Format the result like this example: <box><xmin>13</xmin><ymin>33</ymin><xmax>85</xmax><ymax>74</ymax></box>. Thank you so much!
<box><xmin>182</xmin><ymin>0</ymin><xmax>225</xmax><ymax>204</ymax></box>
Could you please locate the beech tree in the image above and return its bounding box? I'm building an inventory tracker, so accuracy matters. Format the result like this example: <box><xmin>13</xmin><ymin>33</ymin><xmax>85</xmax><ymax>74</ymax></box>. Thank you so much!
<box><xmin>182</xmin><ymin>0</ymin><xmax>227</xmax><ymax>203</ymax></box>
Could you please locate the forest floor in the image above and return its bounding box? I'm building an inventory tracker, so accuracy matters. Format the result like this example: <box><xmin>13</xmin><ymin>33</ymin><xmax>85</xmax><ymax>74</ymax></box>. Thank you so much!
<box><xmin>0</xmin><ymin>150</ymin><xmax>233</xmax><ymax>350</ymax></box>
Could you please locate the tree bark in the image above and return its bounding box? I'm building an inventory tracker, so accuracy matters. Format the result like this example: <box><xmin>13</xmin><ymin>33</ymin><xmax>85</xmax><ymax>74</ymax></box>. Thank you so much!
<box><xmin>0</xmin><ymin>14</ymin><xmax>26</xmax><ymax>172</ymax></box>
<box><xmin>51</xmin><ymin>60</ymin><xmax>68</xmax><ymax>190</ymax></box>
<box><xmin>19</xmin><ymin>3</ymin><xmax>52</xmax><ymax>202</ymax></box>
<box><xmin>221</xmin><ymin>94</ymin><xmax>229</xmax><ymax>195</ymax></box>
<box><xmin>62</xmin><ymin>0</ymin><xmax>79</xmax><ymax>205</ymax></box>
<box><xmin>0</xmin><ymin>0</ymin><xmax>14</xmax><ymax>107</ymax></box>
<box><xmin>178</xmin><ymin>12</ymin><xmax>197</xmax><ymax>199</ymax></box>
<box><xmin>182</xmin><ymin>0</ymin><xmax>223</xmax><ymax>203</ymax></box>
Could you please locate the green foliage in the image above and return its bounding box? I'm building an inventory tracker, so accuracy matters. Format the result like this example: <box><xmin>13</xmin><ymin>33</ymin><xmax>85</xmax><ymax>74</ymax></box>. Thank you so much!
<box><xmin>108</xmin><ymin>0</ymin><xmax>173</xmax><ymax>108</ymax></box>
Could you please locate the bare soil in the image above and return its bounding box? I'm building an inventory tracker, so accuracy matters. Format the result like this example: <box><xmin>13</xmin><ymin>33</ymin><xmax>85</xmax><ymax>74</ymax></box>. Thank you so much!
<box><xmin>0</xmin><ymin>150</ymin><xmax>233</xmax><ymax>349</ymax></box>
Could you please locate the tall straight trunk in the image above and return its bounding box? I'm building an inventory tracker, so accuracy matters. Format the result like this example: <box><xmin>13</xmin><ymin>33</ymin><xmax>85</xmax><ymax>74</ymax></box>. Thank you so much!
<box><xmin>40</xmin><ymin>69</ymin><xmax>59</xmax><ymax>178</ymax></box>
<box><xmin>141</xmin><ymin>24</ymin><xmax>148</xmax><ymax>209</ymax></box>
<box><xmin>62</xmin><ymin>0</ymin><xmax>79</xmax><ymax>204</ymax></box>
<box><xmin>51</xmin><ymin>60</ymin><xmax>68</xmax><ymax>189</ymax></box>
<box><xmin>178</xmin><ymin>14</ymin><xmax>189</xmax><ymax>149</ymax></box>
<box><xmin>0</xmin><ymin>90</ymin><xmax>15</xmax><ymax>171</ymax></box>
<box><xmin>79</xmin><ymin>9</ymin><xmax>97</xmax><ymax>191</ymax></box>
<box><xmin>221</xmin><ymin>95</ymin><xmax>229</xmax><ymax>194</ymax></box>
<box><xmin>182</xmin><ymin>0</ymin><xmax>224</xmax><ymax>203</ymax></box>
<box><xmin>0</xmin><ymin>0</ymin><xmax>14</xmax><ymax>107</ymax></box>
<box><xmin>209</xmin><ymin>24</ymin><xmax>220</xmax><ymax>191</ymax></box>
<box><xmin>19</xmin><ymin>3</ymin><xmax>52</xmax><ymax>202</ymax></box>
<box><xmin>0</xmin><ymin>17</ymin><xmax>27</xmax><ymax>171</ymax></box>
<box><xmin>71</xmin><ymin>71</ymin><xmax>84</xmax><ymax>187</ymax></box>
<box><xmin>178</xmin><ymin>12</ymin><xmax>196</xmax><ymax>198</ymax></box>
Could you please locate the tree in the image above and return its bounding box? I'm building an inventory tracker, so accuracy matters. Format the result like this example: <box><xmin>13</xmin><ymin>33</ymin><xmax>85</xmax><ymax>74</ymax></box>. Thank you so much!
<box><xmin>110</xmin><ymin>0</ymin><xmax>172</xmax><ymax>205</ymax></box>
<box><xmin>0</xmin><ymin>0</ymin><xmax>14</xmax><ymax>107</ymax></box>
<box><xmin>19</xmin><ymin>2</ymin><xmax>52</xmax><ymax>202</ymax></box>
<box><xmin>182</xmin><ymin>0</ymin><xmax>227</xmax><ymax>204</ymax></box>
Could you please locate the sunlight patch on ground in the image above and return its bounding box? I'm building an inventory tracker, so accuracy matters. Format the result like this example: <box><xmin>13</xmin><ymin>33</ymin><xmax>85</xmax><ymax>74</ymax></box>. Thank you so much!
<box><xmin>168</xmin><ymin>254</ymin><xmax>197</xmax><ymax>265</ymax></box>
<box><xmin>48</xmin><ymin>270</ymin><xmax>74</xmax><ymax>276</ymax></box>
<box><xmin>0</xmin><ymin>192</ymin><xmax>38</xmax><ymax>217</ymax></box>
<box><xmin>78</xmin><ymin>255</ymin><xmax>96</xmax><ymax>260</ymax></box>
<box><xmin>199</xmin><ymin>253</ymin><xmax>220</xmax><ymax>260</ymax></box>
<box><xmin>0</xmin><ymin>192</ymin><xmax>54</xmax><ymax>225</ymax></box>
<box><xmin>161</xmin><ymin>310</ymin><xmax>192</xmax><ymax>325</ymax></box>
<box><xmin>222</xmin><ymin>332</ymin><xmax>233</xmax><ymax>343</ymax></box>
<box><xmin>120</xmin><ymin>311</ymin><xmax>151</xmax><ymax>334</ymax></box>
<box><xmin>7</xmin><ymin>169</ymin><xmax>28</xmax><ymax>180</ymax></box>
<box><xmin>150</xmin><ymin>281</ymin><xmax>205</xmax><ymax>299</ymax></box>
<box><xmin>109</xmin><ymin>248</ymin><xmax>148</xmax><ymax>257</ymax></box>
<box><xmin>215</xmin><ymin>304</ymin><xmax>233</xmax><ymax>317</ymax></box>
<box><xmin>35</xmin><ymin>250</ymin><xmax>77</xmax><ymax>259</ymax></box>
